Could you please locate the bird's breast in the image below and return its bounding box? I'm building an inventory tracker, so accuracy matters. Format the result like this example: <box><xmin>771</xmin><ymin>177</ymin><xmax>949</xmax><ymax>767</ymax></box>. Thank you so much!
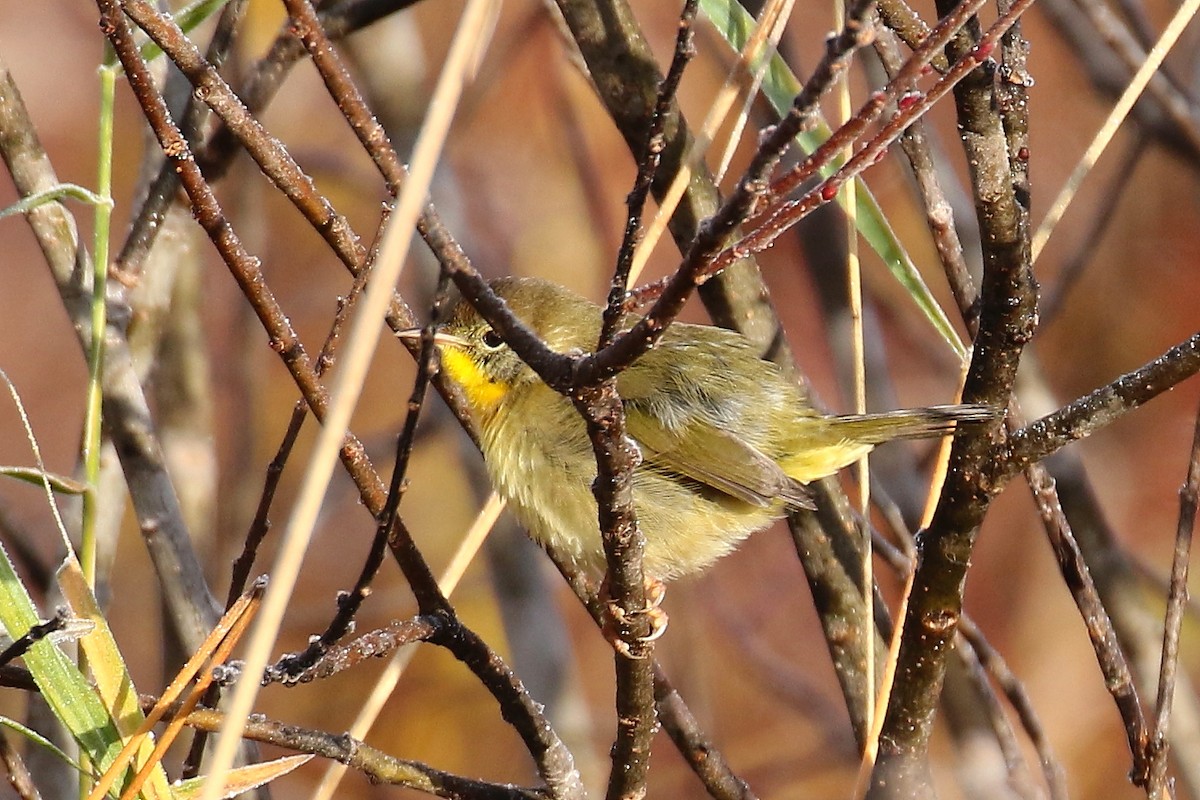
<box><xmin>478</xmin><ymin>387</ymin><xmax>603</xmax><ymax>566</ymax></box>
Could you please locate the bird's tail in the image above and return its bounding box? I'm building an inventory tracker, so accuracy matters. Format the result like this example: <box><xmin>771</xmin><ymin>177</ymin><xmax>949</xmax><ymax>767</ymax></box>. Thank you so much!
<box><xmin>827</xmin><ymin>403</ymin><xmax>1000</xmax><ymax>444</ymax></box>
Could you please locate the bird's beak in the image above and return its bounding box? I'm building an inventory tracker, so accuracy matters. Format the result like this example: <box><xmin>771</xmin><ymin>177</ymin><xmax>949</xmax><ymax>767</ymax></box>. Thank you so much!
<box><xmin>395</xmin><ymin>328</ymin><xmax>470</xmax><ymax>348</ymax></box>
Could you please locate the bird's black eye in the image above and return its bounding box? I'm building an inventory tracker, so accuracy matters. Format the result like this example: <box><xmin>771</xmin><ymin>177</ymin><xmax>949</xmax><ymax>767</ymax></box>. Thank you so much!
<box><xmin>481</xmin><ymin>329</ymin><xmax>504</xmax><ymax>349</ymax></box>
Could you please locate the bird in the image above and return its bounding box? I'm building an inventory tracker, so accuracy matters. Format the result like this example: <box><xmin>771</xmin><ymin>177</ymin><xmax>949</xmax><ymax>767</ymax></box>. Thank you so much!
<box><xmin>404</xmin><ymin>276</ymin><xmax>996</xmax><ymax>582</ymax></box>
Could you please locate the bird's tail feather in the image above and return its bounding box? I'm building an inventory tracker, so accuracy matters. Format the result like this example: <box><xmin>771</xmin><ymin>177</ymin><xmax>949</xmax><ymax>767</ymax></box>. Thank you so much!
<box><xmin>828</xmin><ymin>403</ymin><xmax>1000</xmax><ymax>444</ymax></box>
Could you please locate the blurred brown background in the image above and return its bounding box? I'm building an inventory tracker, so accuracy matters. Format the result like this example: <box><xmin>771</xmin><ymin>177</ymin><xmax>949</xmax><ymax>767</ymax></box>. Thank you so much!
<box><xmin>1</xmin><ymin>1</ymin><xmax>1199</xmax><ymax>798</ymax></box>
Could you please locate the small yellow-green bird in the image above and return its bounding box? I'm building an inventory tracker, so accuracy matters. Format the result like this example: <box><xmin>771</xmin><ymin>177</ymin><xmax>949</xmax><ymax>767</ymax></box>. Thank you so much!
<box><xmin>411</xmin><ymin>276</ymin><xmax>994</xmax><ymax>581</ymax></box>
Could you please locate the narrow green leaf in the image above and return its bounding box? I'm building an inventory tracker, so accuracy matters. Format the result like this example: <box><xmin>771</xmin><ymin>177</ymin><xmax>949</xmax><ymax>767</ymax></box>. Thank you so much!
<box><xmin>0</xmin><ymin>544</ymin><xmax>126</xmax><ymax>784</ymax></box>
<box><xmin>0</xmin><ymin>184</ymin><xmax>112</xmax><ymax>219</ymax></box>
<box><xmin>0</xmin><ymin>715</ymin><xmax>88</xmax><ymax>775</ymax></box>
<box><xmin>0</xmin><ymin>466</ymin><xmax>89</xmax><ymax>495</ymax></box>
<box><xmin>60</xmin><ymin>558</ymin><xmax>174</xmax><ymax>799</ymax></box>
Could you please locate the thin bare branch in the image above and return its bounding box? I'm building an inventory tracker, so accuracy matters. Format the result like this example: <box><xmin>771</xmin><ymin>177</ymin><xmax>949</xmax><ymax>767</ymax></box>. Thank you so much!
<box><xmin>868</xmin><ymin>0</ymin><xmax>1037</xmax><ymax>782</ymax></box>
<box><xmin>161</xmin><ymin>701</ymin><xmax>550</xmax><ymax>799</ymax></box>
<box><xmin>1147</xmin><ymin>399</ymin><xmax>1200</xmax><ymax>796</ymax></box>
<box><xmin>1007</xmin><ymin>332</ymin><xmax>1200</xmax><ymax>472</ymax></box>
<box><xmin>0</xmin><ymin>54</ymin><xmax>222</xmax><ymax>650</ymax></box>
<box><xmin>958</xmin><ymin>618</ymin><xmax>1068</xmax><ymax>800</ymax></box>
<box><xmin>1024</xmin><ymin>458</ymin><xmax>1151</xmax><ymax>784</ymax></box>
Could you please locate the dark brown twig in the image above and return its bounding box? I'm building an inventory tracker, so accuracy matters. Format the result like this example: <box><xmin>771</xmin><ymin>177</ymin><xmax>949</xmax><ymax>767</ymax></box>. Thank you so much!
<box><xmin>105</xmin><ymin>0</ymin><xmax>434</xmax><ymax>609</ymax></box>
<box><xmin>551</xmin><ymin>558</ymin><xmax>759</xmax><ymax>800</ymax></box>
<box><xmin>572</xmin><ymin>380</ymin><xmax>656</xmax><ymax>800</ymax></box>
<box><xmin>1045</xmin><ymin>437</ymin><xmax>1200</xmax><ymax>796</ymax></box>
<box><xmin>917</xmin><ymin>13</ymin><xmax>1200</xmax><ymax>778</ymax></box>
<box><xmin>600</xmin><ymin>0</ymin><xmax>698</xmax><ymax>347</ymax></box>
<box><xmin>114</xmin><ymin>0</ymin><xmax>248</xmax><ymax>279</ymax></box>
<box><xmin>239</xmin><ymin>0</ymin><xmax>483</xmax><ymax>437</ymax></box>
<box><xmin>228</xmin><ymin>216</ymin><xmax>388</xmax><ymax>694</ymax></box>
<box><xmin>1024</xmin><ymin>458</ymin><xmax>1150</xmax><ymax>785</ymax></box>
<box><xmin>265</xmin><ymin>616</ymin><xmax>440</xmax><ymax>685</ymax></box>
<box><xmin>376</xmin><ymin>269</ymin><xmax>457</xmax><ymax>614</ymax></box>
<box><xmin>0</xmin><ymin>612</ymin><xmax>67</xmax><ymax>668</ymax></box>
<box><xmin>0</xmin><ymin>731</ymin><xmax>42</xmax><ymax>800</ymax></box>
<box><xmin>425</xmin><ymin>611</ymin><xmax>586</xmax><ymax>800</ymax></box>
<box><xmin>868</xmin><ymin>0</ymin><xmax>1037</xmax><ymax>782</ymax></box>
<box><xmin>197</xmin><ymin>0</ymin><xmax>424</xmax><ymax>181</ymax></box>
<box><xmin>958</xmin><ymin>617</ymin><xmax>1069</xmax><ymax>800</ymax></box>
<box><xmin>1006</xmin><ymin>332</ymin><xmax>1200</xmax><ymax>472</ymax></box>
<box><xmin>117</xmin><ymin>0</ymin><xmax>369</xmax><ymax>274</ymax></box>
<box><xmin>278</xmin><ymin>0</ymin><xmax>406</xmax><ymax>196</ymax></box>
<box><xmin>1146</xmin><ymin>399</ymin><xmax>1200</xmax><ymax>795</ymax></box>
<box><xmin>154</xmin><ymin>699</ymin><xmax>550</xmax><ymax>799</ymax></box>
<box><xmin>225</xmin><ymin>211</ymin><xmax>386</xmax><ymax>610</ymax></box>
<box><xmin>104</xmin><ymin>0</ymin><xmax>335</xmax><ymax>459</ymax></box>
<box><xmin>593</xmin><ymin>5</ymin><xmax>701</xmax><ymax>798</ymax></box>
<box><xmin>872</xmin><ymin>25</ymin><xmax>979</xmax><ymax>330</ymax></box>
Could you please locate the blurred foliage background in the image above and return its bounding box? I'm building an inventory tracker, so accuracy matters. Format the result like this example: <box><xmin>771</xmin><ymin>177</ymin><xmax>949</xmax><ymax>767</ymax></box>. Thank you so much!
<box><xmin>1</xmin><ymin>1</ymin><xmax>1199</xmax><ymax>798</ymax></box>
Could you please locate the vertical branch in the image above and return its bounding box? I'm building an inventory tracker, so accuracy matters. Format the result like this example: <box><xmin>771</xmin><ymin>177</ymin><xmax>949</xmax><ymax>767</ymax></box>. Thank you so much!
<box><xmin>116</xmin><ymin>0</ymin><xmax>248</xmax><ymax>278</ymax></box>
<box><xmin>1147</xmin><ymin>401</ymin><xmax>1200</xmax><ymax>795</ymax></box>
<box><xmin>551</xmin><ymin>0</ymin><xmax>794</xmax><ymax>365</ymax></box>
<box><xmin>380</xmin><ymin>269</ymin><xmax>458</xmax><ymax>615</ymax></box>
<box><xmin>600</xmin><ymin>0</ymin><xmax>698</xmax><ymax>346</ymax></box>
<box><xmin>593</xmin><ymin>3</ymin><xmax>699</xmax><ymax>795</ymax></box>
<box><xmin>869</xmin><ymin>0</ymin><xmax>1037</xmax><ymax>788</ymax></box>
<box><xmin>0</xmin><ymin>54</ymin><xmax>222</xmax><ymax>653</ymax></box>
<box><xmin>1024</xmin><ymin>459</ymin><xmax>1150</xmax><ymax>783</ymax></box>
<box><xmin>572</xmin><ymin>383</ymin><xmax>656</xmax><ymax>800</ymax></box>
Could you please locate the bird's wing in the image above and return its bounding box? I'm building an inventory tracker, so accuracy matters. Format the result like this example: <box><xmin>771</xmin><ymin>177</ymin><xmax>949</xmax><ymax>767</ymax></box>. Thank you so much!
<box><xmin>624</xmin><ymin>402</ymin><xmax>815</xmax><ymax>510</ymax></box>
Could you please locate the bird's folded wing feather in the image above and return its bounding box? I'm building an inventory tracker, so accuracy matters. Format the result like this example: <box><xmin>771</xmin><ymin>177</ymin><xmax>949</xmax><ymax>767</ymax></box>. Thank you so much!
<box><xmin>624</xmin><ymin>404</ymin><xmax>815</xmax><ymax>510</ymax></box>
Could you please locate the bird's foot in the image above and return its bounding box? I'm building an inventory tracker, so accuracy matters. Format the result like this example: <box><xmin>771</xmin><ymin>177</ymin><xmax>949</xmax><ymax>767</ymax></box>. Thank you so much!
<box><xmin>601</xmin><ymin>576</ymin><xmax>668</xmax><ymax>658</ymax></box>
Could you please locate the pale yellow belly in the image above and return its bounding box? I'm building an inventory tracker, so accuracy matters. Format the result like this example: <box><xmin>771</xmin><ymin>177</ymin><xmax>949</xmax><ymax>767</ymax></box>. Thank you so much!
<box><xmin>481</xmin><ymin>399</ymin><xmax>784</xmax><ymax>580</ymax></box>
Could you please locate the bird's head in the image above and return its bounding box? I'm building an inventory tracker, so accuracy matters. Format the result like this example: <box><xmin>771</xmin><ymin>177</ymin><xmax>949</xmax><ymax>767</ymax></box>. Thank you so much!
<box><xmin>398</xmin><ymin>277</ymin><xmax>601</xmax><ymax>419</ymax></box>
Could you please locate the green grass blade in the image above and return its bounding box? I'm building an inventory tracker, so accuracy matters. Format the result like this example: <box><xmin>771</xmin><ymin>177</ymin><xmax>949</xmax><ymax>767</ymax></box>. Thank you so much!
<box><xmin>0</xmin><ymin>466</ymin><xmax>89</xmax><ymax>494</ymax></box>
<box><xmin>0</xmin><ymin>545</ymin><xmax>126</xmax><ymax>785</ymax></box>
<box><xmin>0</xmin><ymin>715</ymin><xmax>88</xmax><ymax>775</ymax></box>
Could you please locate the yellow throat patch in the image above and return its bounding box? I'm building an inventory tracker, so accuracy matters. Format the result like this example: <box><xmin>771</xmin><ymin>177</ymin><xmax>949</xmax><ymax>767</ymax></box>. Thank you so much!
<box><xmin>438</xmin><ymin>346</ymin><xmax>508</xmax><ymax>415</ymax></box>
